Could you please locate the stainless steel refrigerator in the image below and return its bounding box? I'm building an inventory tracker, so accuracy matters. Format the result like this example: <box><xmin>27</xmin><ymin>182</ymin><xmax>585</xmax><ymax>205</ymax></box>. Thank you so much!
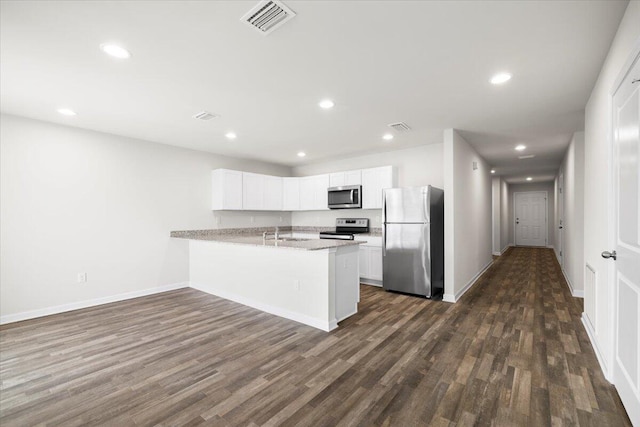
<box><xmin>382</xmin><ymin>186</ymin><xmax>444</xmax><ymax>298</ymax></box>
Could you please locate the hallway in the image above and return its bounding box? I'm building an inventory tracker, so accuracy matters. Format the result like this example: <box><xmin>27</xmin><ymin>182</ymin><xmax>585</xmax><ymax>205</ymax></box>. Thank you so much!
<box><xmin>0</xmin><ymin>248</ymin><xmax>632</xmax><ymax>426</ymax></box>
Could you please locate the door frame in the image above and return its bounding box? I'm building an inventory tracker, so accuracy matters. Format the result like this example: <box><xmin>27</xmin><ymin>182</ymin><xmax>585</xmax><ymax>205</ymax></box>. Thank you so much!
<box><xmin>558</xmin><ymin>173</ymin><xmax>564</xmax><ymax>267</ymax></box>
<box><xmin>513</xmin><ymin>191</ymin><xmax>548</xmax><ymax>247</ymax></box>
<box><xmin>607</xmin><ymin>45</ymin><xmax>640</xmax><ymax>411</ymax></box>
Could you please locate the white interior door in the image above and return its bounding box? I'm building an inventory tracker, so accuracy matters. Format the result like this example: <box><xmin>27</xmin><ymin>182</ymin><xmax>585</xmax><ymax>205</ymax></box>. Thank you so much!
<box><xmin>514</xmin><ymin>191</ymin><xmax>547</xmax><ymax>247</ymax></box>
<box><xmin>609</xmin><ymin>54</ymin><xmax>640</xmax><ymax>425</ymax></box>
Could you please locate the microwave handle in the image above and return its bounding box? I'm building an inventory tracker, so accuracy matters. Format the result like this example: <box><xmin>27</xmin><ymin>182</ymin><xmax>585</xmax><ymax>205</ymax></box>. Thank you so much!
<box><xmin>350</xmin><ymin>189</ymin><xmax>355</xmax><ymax>203</ymax></box>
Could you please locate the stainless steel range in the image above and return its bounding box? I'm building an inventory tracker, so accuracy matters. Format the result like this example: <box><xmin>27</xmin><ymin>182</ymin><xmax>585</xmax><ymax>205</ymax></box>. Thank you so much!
<box><xmin>319</xmin><ymin>218</ymin><xmax>369</xmax><ymax>240</ymax></box>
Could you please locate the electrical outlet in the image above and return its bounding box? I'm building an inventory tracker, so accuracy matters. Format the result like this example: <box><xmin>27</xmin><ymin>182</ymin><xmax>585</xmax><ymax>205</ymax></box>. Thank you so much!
<box><xmin>250</xmin><ymin>216</ymin><xmax>255</xmax><ymax>223</ymax></box>
<box><xmin>215</xmin><ymin>216</ymin><xmax>221</xmax><ymax>225</ymax></box>
<box><xmin>343</xmin><ymin>259</ymin><xmax>348</xmax><ymax>269</ymax></box>
<box><xmin>77</xmin><ymin>273</ymin><xmax>87</xmax><ymax>283</ymax></box>
<box><xmin>293</xmin><ymin>279</ymin><xmax>300</xmax><ymax>291</ymax></box>
<box><xmin>279</xmin><ymin>216</ymin><xmax>283</xmax><ymax>222</ymax></box>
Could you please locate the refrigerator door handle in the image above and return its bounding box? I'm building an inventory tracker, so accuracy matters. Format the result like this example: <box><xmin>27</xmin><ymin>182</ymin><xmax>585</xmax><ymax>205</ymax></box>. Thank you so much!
<box><xmin>382</xmin><ymin>191</ymin><xmax>387</xmax><ymax>256</ymax></box>
<box><xmin>423</xmin><ymin>188</ymin><xmax>429</xmax><ymax>222</ymax></box>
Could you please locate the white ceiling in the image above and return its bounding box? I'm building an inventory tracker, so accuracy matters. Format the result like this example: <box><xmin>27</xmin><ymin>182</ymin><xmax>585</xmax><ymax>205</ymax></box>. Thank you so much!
<box><xmin>0</xmin><ymin>0</ymin><xmax>628</xmax><ymax>182</ymax></box>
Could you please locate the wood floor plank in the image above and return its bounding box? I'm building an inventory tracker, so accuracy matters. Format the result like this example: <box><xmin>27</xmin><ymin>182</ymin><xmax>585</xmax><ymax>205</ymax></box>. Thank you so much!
<box><xmin>0</xmin><ymin>247</ymin><xmax>632</xmax><ymax>426</ymax></box>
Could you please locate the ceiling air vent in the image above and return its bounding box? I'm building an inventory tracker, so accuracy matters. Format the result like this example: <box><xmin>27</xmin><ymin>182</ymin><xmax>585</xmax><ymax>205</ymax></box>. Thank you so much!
<box><xmin>193</xmin><ymin>111</ymin><xmax>217</xmax><ymax>121</ymax></box>
<box><xmin>518</xmin><ymin>154</ymin><xmax>536</xmax><ymax>159</ymax></box>
<box><xmin>241</xmin><ymin>0</ymin><xmax>296</xmax><ymax>35</ymax></box>
<box><xmin>388</xmin><ymin>122</ymin><xmax>411</xmax><ymax>132</ymax></box>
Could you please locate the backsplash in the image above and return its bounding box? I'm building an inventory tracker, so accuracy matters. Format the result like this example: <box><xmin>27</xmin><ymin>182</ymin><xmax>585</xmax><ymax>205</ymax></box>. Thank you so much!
<box><xmin>291</xmin><ymin>209</ymin><xmax>382</xmax><ymax>228</ymax></box>
<box><xmin>211</xmin><ymin>211</ymin><xmax>292</xmax><ymax>229</ymax></box>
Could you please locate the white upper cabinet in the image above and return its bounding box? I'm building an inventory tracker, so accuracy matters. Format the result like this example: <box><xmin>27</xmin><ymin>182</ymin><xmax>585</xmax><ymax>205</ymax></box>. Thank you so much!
<box><xmin>282</xmin><ymin>177</ymin><xmax>300</xmax><ymax>211</ymax></box>
<box><xmin>361</xmin><ymin>166</ymin><xmax>394</xmax><ymax>209</ymax></box>
<box><xmin>212</xmin><ymin>167</ymin><xmax>390</xmax><ymax>211</ymax></box>
<box><xmin>329</xmin><ymin>170</ymin><xmax>361</xmax><ymax>187</ymax></box>
<box><xmin>242</xmin><ymin>172</ymin><xmax>264</xmax><ymax>210</ymax></box>
<box><xmin>212</xmin><ymin>169</ymin><xmax>243</xmax><ymax>210</ymax></box>
<box><xmin>242</xmin><ymin>172</ymin><xmax>282</xmax><ymax>211</ymax></box>
<box><xmin>314</xmin><ymin>174</ymin><xmax>330</xmax><ymax>210</ymax></box>
<box><xmin>263</xmin><ymin>175</ymin><xmax>283</xmax><ymax>211</ymax></box>
<box><xmin>299</xmin><ymin>174</ymin><xmax>329</xmax><ymax>210</ymax></box>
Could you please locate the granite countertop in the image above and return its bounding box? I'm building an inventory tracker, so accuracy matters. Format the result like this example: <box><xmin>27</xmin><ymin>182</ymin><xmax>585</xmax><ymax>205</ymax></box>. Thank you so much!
<box><xmin>170</xmin><ymin>228</ymin><xmax>363</xmax><ymax>251</ymax></box>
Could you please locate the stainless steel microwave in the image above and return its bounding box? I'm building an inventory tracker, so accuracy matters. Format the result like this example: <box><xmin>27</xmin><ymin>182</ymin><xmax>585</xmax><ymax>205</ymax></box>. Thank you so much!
<box><xmin>328</xmin><ymin>185</ymin><xmax>362</xmax><ymax>209</ymax></box>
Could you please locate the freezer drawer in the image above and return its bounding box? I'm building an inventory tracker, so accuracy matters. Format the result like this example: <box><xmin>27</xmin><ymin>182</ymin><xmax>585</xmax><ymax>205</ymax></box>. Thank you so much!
<box><xmin>383</xmin><ymin>223</ymin><xmax>432</xmax><ymax>297</ymax></box>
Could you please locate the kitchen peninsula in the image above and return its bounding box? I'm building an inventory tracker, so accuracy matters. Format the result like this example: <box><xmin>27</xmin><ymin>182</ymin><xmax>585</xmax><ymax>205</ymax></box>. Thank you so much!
<box><xmin>171</xmin><ymin>228</ymin><xmax>362</xmax><ymax>331</ymax></box>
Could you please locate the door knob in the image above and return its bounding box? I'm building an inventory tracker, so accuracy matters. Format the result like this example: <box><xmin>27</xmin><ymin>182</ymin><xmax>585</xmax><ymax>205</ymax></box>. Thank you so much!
<box><xmin>559</xmin><ymin>226</ymin><xmax>563</xmax><ymax>229</ymax></box>
<box><xmin>601</xmin><ymin>250</ymin><xmax>617</xmax><ymax>260</ymax></box>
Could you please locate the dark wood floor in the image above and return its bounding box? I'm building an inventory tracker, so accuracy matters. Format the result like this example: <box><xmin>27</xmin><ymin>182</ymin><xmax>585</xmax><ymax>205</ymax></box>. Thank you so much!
<box><xmin>0</xmin><ymin>247</ymin><xmax>631</xmax><ymax>426</ymax></box>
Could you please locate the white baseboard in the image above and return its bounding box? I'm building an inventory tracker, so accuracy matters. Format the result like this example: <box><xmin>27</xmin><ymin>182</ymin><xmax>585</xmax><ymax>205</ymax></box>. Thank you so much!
<box><xmin>561</xmin><ymin>268</ymin><xmax>584</xmax><ymax>298</ymax></box>
<box><xmin>581</xmin><ymin>313</ymin><xmax>611</xmax><ymax>382</ymax></box>
<box><xmin>443</xmin><ymin>260</ymin><xmax>494</xmax><ymax>303</ymax></box>
<box><xmin>190</xmin><ymin>282</ymin><xmax>337</xmax><ymax>332</ymax></box>
<box><xmin>492</xmin><ymin>251</ymin><xmax>501</xmax><ymax>256</ymax></box>
<box><xmin>360</xmin><ymin>278</ymin><xmax>382</xmax><ymax>287</ymax></box>
<box><xmin>501</xmin><ymin>244</ymin><xmax>511</xmax><ymax>255</ymax></box>
<box><xmin>0</xmin><ymin>282</ymin><xmax>189</xmax><ymax>325</ymax></box>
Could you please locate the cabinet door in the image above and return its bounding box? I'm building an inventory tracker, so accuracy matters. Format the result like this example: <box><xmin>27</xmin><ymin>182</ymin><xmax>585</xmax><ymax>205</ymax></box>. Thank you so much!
<box><xmin>369</xmin><ymin>247</ymin><xmax>383</xmax><ymax>280</ymax></box>
<box><xmin>212</xmin><ymin>169</ymin><xmax>243</xmax><ymax>210</ymax></box>
<box><xmin>329</xmin><ymin>173</ymin><xmax>345</xmax><ymax>188</ymax></box>
<box><xmin>282</xmin><ymin>178</ymin><xmax>300</xmax><ymax>211</ymax></box>
<box><xmin>344</xmin><ymin>170</ymin><xmax>362</xmax><ymax>186</ymax></box>
<box><xmin>359</xmin><ymin>246</ymin><xmax>370</xmax><ymax>279</ymax></box>
<box><xmin>362</xmin><ymin>166</ymin><xmax>393</xmax><ymax>209</ymax></box>
<box><xmin>243</xmin><ymin>172</ymin><xmax>264</xmax><ymax>210</ymax></box>
<box><xmin>263</xmin><ymin>176</ymin><xmax>283</xmax><ymax>211</ymax></box>
<box><xmin>299</xmin><ymin>177</ymin><xmax>315</xmax><ymax>210</ymax></box>
<box><xmin>361</xmin><ymin>168</ymin><xmax>380</xmax><ymax>209</ymax></box>
<box><xmin>314</xmin><ymin>174</ymin><xmax>330</xmax><ymax>210</ymax></box>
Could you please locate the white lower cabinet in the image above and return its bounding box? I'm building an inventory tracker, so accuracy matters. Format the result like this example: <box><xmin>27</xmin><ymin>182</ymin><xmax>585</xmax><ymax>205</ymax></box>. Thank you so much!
<box><xmin>356</xmin><ymin>236</ymin><xmax>383</xmax><ymax>283</ymax></box>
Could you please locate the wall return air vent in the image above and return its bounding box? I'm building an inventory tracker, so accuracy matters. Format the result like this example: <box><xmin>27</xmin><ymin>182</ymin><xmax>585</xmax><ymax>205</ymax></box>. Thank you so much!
<box><xmin>241</xmin><ymin>0</ymin><xmax>296</xmax><ymax>35</ymax></box>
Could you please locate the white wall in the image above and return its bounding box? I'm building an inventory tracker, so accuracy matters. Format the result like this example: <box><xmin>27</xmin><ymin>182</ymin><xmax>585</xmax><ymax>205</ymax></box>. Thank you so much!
<box><xmin>443</xmin><ymin>129</ymin><xmax>493</xmax><ymax>302</ymax></box>
<box><xmin>583</xmin><ymin>1</ymin><xmax>640</xmax><ymax>378</ymax></box>
<box><xmin>290</xmin><ymin>144</ymin><xmax>444</xmax><ymax>228</ymax></box>
<box><xmin>508</xmin><ymin>182</ymin><xmax>555</xmax><ymax>248</ymax></box>
<box><xmin>0</xmin><ymin>114</ymin><xmax>291</xmax><ymax>321</ymax></box>
<box><xmin>556</xmin><ymin>132</ymin><xmax>585</xmax><ymax>297</ymax></box>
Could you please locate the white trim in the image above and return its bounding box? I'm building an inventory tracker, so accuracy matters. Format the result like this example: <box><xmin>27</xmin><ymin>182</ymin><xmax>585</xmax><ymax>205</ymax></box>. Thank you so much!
<box><xmin>501</xmin><ymin>244</ymin><xmax>511</xmax><ymax>255</ymax></box>
<box><xmin>561</xmin><ymin>268</ymin><xmax>584</xmax><ymax>298</ymax></box>
<box><xmin>360</xmin><ymin>279</ymin><xmax>382</xmax><ymax>287</ymax></box>
<box><xmin>443</xmin><ymin>260</ymin><xmax>493</xmax><ymax>303</ymax></box>
<box><xmin>190</xmin><ymin>282</ymin><xmax>337</xmax><ymax>332</ymax></box>
<box><xmin>582</xmin><ymin>312</ymin><xmax>612</xmax><ymax>381</ymax></box>
<box><xmin>513</xmin><ymin>191</ymin><xmax>549</xmax><ymax>247</ymax></box>
<box><xmin>0</xmin><ymin>282</ymin><xmax>189</xmax><ymax>325</ymax></box>
<box><xmin>492</xmin><ymin>251</ymin><xmax>501</xmax><ymax>256</ymax></box>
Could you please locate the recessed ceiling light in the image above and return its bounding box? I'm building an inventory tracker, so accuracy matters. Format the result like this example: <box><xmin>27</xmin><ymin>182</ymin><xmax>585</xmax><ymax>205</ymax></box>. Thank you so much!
<box><xmin>382</xmin><ymin>133</ymin><xmax>394</xmax><ymax>141</ymax></box>
<box><xmin>297</xmin><ymin>151</ymin><xmax>306</xmax><ymax>157</ymax></box>
<box><xmin>518</xmin><ymin>154</ymin><xmax>535</xmax><ymax>159</ymax></box>
<box><xmin>57</xmin><ymin>108</ymin><xmax>76</xmax><ymax>116</ymax></box>
<box><xmin>526</xmin><ymin>177</ymin><xmax>533</xmax><ymax>181</ymax></box>
<box><xmin>515</xmin><ymin>144</ymin><xmax>526</xmax><ymax>151</ymax></box>
<box><xmin>490</xmin><ymin>72</ymin><xmax>512</xmax><ymax>85</ymax></box>
<box><xmin>100</xmin><ymin>43</ymin><xmax>131</xmax><ymax>59</ymax></box>
<box><xmin>490</xmin><ymin>169</ymin><xmax>496</xmax><ymax>174</ymax></box>
<box><xmin>318</xmin><ymin>99</ymin><xmax>334</xmax><ymax>109</ymax></box>
<box><xmin>225</xmin><ymin>132</ymin><xmax>237</xmax><ymax>140</ymax></box>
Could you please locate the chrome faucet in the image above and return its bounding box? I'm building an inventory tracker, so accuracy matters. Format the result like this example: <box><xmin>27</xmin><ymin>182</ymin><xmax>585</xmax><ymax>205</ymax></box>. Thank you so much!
<box><xmin>263</xmin><ymin>226</ymin><xmax>281</xmax><ymax>245</ymax></box>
